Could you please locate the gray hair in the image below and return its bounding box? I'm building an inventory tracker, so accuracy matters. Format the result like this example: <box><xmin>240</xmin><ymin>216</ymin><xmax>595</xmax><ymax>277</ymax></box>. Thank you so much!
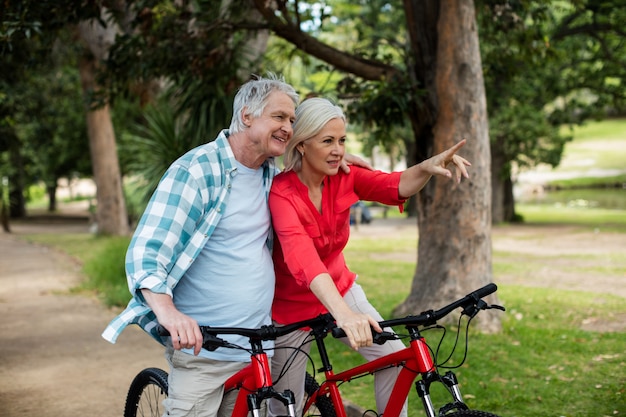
<box><xmin>229</xmin><ymin>73</ymin><xmax>299</xmax><ymax>134</ymax></box>
<box><xmin>283</xmin><ymin>97</ymin><xmax>346</xmax><ymax>172</ymax></box>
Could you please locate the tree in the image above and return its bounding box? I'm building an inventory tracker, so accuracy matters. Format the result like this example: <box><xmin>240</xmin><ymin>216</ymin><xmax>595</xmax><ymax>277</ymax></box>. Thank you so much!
<box><xmin>1</xmin><ymin>0</ymin><xmax>130</xmax><ymax>234</ymax></box>
<box><xmin>251</xmin><ymin>0</ymin><xmax>499</xmax><ymax>329</ymax></box>
<box><xmin>106</xmin><ymin>0</ymin><xmax>500</xmax><ymax>329</ymax></box>
<box><xmin>106</xmin><ymin>0</ymin><xmax>272</xmax><ymax>201</ymax></box>
<box><xmin>479</xmin><ymin>0</ymin><xmax>626</xmax><ymax>223</ymax></box>
<box><xmin>15</xmin><ymin>34</ymin><xmax>92</xmax><ymax>212</ymax></box>
<box><xmin>77</xmin><ymin>9</ymin><xmax>129</xmax><ymax>235</ymax></box>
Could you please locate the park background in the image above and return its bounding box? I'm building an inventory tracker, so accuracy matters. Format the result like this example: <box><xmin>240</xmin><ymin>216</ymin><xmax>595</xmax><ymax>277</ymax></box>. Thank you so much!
<box><xmin>2</xmin><ymin>1</ymin><xmax>625</xmax><ymax>416</ymax></box>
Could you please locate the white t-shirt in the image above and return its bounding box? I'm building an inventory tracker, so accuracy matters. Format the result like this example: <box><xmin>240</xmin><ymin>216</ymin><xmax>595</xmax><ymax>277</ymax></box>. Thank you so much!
<box><xmin>173</xmin><ymin>160</ymin><xmax>275</xmax><ymax>361</ymax></box>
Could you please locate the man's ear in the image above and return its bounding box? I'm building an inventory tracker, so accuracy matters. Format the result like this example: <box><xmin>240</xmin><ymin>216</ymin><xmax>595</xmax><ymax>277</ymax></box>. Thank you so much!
<box><xmin>242</xmin><ymin>107</ymin><xmax>252</xmax><ymax>127</ymax></box>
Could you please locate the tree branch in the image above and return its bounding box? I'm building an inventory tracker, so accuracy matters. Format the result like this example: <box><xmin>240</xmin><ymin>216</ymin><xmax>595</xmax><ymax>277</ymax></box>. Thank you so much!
<box><xmin>250</xmin><ymin>0</ymin><xmax>398</xmax><ymax>81</ymax></box>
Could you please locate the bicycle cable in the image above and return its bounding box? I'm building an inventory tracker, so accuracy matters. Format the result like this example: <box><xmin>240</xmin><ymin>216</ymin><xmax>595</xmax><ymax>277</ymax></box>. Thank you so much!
<box><xmin>433</xmin><ymin>313</ymin><xmax>475</xmax><ymax>370</ymax></box>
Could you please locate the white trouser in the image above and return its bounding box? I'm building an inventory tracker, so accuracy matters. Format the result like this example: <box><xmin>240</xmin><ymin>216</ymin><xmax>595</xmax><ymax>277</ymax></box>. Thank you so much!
<box><xmin>268</xmin><ymin>282</ymin><xmax>408</xmax><ymax>417</ymax></box>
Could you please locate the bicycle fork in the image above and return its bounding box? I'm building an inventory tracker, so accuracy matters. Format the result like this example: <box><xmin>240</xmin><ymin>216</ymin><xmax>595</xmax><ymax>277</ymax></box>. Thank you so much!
<box><xmin>247</xmin><ymin>388</ymin><xmax>296</xmax><ymax>417</ymax></box>
<box><xmin>410</xmin><ymin>332</ymin><xmax>466</xmax><ymax>417</ymax></box>
<box><xmin>232</xmin><ymin>341</ymin><xmax>298</xmax><ymax>417</ymax></box>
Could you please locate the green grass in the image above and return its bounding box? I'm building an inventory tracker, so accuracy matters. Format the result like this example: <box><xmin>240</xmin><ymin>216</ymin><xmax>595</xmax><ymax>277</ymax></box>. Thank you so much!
<box><xmin>552</xmin><ymin>118</ymin><xmax>626</xmax><ymax>178</ymax></box>
<box><xmin>305</xmin><ymin>206</ymin><xmax>626</xmax><ymax>416</ymax></box>
<box><xmin>516</xmin><ymin>203</ymin><xmax>626</xmax><ymax>229</ymax></box>
<box><xmin>17</xmin><ymin>200</ymin><xmax>626</xmax><ymax>416</ymax></box>
<box><xmin>306</xmin><ymin>286</ymin><xmax>626</xmax><ymax>417</ymax></box>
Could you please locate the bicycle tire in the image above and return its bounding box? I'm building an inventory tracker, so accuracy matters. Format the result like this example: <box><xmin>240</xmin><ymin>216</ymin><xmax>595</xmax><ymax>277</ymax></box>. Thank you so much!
<box><xmin>124</xmin><ymin>367</ymin><xmax>169</xmax><ymax>417</ymax></box>
<box><xmin>304</xmin><ymin>372</ymin><xmax>337</xmax><ymax>417</ymax></box>
<box><xmin>443</xmin><ymin>410</ymin><xmax>502</xmax><ymax>417</ymax></box>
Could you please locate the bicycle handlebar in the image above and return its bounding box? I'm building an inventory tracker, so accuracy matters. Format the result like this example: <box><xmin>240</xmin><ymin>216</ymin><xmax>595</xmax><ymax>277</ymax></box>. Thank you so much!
<box><xmin>331</xmin><ymin>283</ymin><xmax>500</xmax><ymax>339</ymax></box>
<box><xmin>157</xmin><ymin>283</ymin><xmax>500</xmax><ymax>350</ymax></box>
<box><xmin>157</xmin><ymin>312</ymin><xmax>336</xmax><ymax>351</ymax></box>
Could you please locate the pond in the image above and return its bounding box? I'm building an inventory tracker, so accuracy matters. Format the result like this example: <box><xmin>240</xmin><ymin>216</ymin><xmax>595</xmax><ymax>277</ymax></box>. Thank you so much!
<box><xmin>516</xmin><ymin>187</ymin><xmax>626</xmax><ymax>210</ymax></box>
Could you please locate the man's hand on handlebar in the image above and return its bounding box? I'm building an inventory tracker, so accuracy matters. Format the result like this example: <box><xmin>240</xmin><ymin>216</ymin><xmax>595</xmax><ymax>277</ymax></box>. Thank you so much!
<box><xmin>140</xmin><ymin>289</ymin><xmax>204</xmax><ymax>355</ymax></box>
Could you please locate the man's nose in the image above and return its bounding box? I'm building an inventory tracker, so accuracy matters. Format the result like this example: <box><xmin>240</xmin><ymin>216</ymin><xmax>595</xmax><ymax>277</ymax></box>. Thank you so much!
<box><xmin>280</xmin><ymin>121</ymin><xmax>293</xmax><ymax>135</ymax></box>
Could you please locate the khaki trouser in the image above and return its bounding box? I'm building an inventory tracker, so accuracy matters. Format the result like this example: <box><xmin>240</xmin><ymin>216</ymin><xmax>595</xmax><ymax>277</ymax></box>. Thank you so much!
<box><xmin>163</xmin><ymin>345</ymin><xmax>248</xmax><ymax>417</ymax></box>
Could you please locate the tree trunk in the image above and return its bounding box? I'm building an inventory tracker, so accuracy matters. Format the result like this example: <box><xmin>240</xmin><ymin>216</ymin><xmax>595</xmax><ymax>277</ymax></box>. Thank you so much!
<box><xmin>394</xmin><ymin>0</ymin><xmax>501</xmax><ymax>332</ymax></box>
<box><xmin>490</xmin><ymin>141</ymin><xmax>506</xmax><ymax>224</ymax></box>
<box><xmin>491</xmin><ymin>142</ymin><xmax>516</xmax><ymax>223</ymax></box>
<box><xmin>1</xmin><ymin>180</ymin><xmax>10</xmax><ymax>233</ymax></box>
<box><xmin>47</xmin><ymin>182</ymin><xmax>57</xmax><ymax>213</ymax></box>
<box><xmin>77</xmin><ymin>12</ymin><xmax>129</xmax><ymax>236</ymax></box>
<box><xmin>8</xmin><ymin>142</ymin><xmax>26</xmax><ymax>219</ymax></box>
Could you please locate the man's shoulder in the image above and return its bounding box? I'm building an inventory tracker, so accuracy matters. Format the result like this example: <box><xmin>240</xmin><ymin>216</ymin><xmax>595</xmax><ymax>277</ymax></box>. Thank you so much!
<box><xmin>172</xmin><ymin>133</ymin><xmax>232</xmax><ymax>171</ymax></box>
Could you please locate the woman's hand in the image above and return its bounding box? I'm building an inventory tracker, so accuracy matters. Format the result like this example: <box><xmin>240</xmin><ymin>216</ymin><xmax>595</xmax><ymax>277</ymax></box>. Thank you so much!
<box><xmin>423</xmin><ymin>139</ymin><xmax>471</xmax><ymax>183</ymax></box>
<box><xmin>334</xmin><ymin>310</ymin><xmax>383</xmax><ymax>351</ymax></box>
<box><xmin>399</xmin><ymin>139</ymin><xmax>471</xmax><ymax>198</ymax></box>
<box><xmin>308</xmin><ymin>274</ymin><xmax>382</xmax><ymax>351</ymax></box>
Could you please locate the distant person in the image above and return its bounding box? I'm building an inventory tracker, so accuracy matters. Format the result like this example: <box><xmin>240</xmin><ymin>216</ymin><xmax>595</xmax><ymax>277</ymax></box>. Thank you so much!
<box><xmin>267</xmin><ymin>97</ymin><xmax>470</xmax><ymax>417</ymax></box>
<box><xmin>102</xmin><ymin>76</ymin><xmax>368</xmax><ymax>417</ymax></box>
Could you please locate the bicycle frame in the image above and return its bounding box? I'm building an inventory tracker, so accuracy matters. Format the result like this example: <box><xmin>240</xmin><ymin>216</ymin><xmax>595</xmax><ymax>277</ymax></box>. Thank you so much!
<box><xmin>224</xmin><ymin>339</ymin><xmax>296</xmax><ymax>417</ymax></box>
<box><xmin>304</xmin><ymin>328</ymin><xmax>465</xmax><ymax>417</ymax></box>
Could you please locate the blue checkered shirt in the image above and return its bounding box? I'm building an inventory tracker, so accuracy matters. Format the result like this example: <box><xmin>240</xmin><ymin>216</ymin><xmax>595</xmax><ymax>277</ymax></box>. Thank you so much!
<box><xmin>102</xmin><ymin>130</ymin><xmax>277</xmax><ymax>345</ymax></box>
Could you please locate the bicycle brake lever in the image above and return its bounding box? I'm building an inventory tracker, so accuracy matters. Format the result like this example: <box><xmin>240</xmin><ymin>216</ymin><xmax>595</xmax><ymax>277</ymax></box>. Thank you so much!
<box><xmin>462</xmin><ymin>299</ymin><xmax>487</xmax><ymax>318</ymax></box>
<box><xmin>373</xmin><ymin>331</ymin><xmax>397</xmax><ymax>345</ymax></box>
<box><xmin>488</xmin><ymin>304</ymin><xmax>506</xmax><ymax>312</ymax></box>
<box><xmin>202</xmin><ymin>333</ymin><xmax>227</xmax><ymax>351</ymax></box>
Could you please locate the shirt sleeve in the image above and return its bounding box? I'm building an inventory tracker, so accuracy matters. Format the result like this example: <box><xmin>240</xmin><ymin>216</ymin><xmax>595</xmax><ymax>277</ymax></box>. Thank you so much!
<box><xmin>269</xmin><ymin>185</ymin><xmax>329</xmax><ymax>288</ymax></box>
<box><xmin>351</xmin><ymin>166</ymin><xmax>406</xmax><ymax>208</ymax></box>
<box><xmin>125</xmin><ymin>163</ymin><xmax>206</xmax><ymax>298</ymax></box>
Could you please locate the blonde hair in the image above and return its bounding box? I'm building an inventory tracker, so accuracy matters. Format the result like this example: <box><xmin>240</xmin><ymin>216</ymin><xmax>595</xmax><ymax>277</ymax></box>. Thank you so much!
<box><xmin>283</xmin><ymin>98</ymin><xmax>346</xmax><ymax>172</ymax></box>
<box><xmin>229</xmin><ymin>73</ymin><xmax>299</xmax><ymax>134</ymax></box>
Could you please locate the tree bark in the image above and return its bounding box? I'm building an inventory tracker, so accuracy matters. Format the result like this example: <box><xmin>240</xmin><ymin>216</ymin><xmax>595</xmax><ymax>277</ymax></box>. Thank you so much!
<box><xmin>394</xmin><ymin>0</ymin><xmax>501</xmax><ymax>332</ymax></box>
<box><xmin>491</xmin><ymin>142</ymin><xmax>516</xmax><ymax>223</ymax></box>
<box><xmin>47</xmin><ymin>182</ymin><xmax>57</xmax><ymax>213</ymax></box>
<box><xmin>77</xmin><ymin>12</ymin><xmax>129</xmax><ymax>236</ymax></box>
<box><xmin>8</xmin><ymin>142</ymin><xmax>26</xmax><ymax>219</ymax></box>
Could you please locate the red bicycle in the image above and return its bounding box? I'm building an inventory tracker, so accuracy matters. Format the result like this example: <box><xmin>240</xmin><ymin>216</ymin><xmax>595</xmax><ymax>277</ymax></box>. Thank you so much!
<box><xmin>299</xmin><ymin>283</ymin><xmax>505</xmax><ymax>417</ymax></box>
<box><xmin>124</xmin><ymin>313</ymin><xmax>338</xmax><ymax>417</ymax></box>
<box><xmin>124</xmin><ymin>284</ymin><xmax>504</xmax><ymax>417</ymax></box>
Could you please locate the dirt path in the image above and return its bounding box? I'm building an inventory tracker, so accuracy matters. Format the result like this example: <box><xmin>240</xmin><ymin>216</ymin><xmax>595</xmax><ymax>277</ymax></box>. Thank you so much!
<box><xmin>0</xmin><ymin>213</ymin><xmax>624</xmax><ymax>416</ymax></box>
<box><xmin>0</xmin><ymin>218</ymin><xmax>167</xmax><ymax>417</ymax></box>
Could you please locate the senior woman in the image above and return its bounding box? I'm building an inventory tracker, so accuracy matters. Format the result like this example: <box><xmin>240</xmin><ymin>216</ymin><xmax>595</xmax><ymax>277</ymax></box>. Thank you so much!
<box><xmin>267</xmin><ymin>97</ymin><xmax>470</xmax><ymax>417</ymax></box>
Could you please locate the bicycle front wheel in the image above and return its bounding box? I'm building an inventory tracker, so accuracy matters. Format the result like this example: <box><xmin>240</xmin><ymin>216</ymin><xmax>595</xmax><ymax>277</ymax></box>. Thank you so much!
<box><xmin>124</xmin><ymin>367</ymin><xmax>169</xmax><ymax>417</ymax></box>
<box><xmin>304</xmin><ymin>372</ymin><xmax>336</xmax><ymax>417</ymax></box>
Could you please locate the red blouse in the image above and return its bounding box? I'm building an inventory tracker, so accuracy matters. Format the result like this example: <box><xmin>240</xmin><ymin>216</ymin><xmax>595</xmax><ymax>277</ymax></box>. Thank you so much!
<box><xmin>269</xmin><ymin>166</ymin><xmax>406</xmax><ymax>324</ymax></box>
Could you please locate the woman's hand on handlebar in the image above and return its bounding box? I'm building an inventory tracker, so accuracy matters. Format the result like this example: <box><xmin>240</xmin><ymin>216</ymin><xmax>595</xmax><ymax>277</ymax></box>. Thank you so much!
<box><xmin>140</xmin><ymin>289</ymin><xmax>204</xmax><ymax>355</ymax></box>
<box><xmin>335</xmin><ymin>310</ymin><xmax>383</xmax><ymax>351</ymax></box>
